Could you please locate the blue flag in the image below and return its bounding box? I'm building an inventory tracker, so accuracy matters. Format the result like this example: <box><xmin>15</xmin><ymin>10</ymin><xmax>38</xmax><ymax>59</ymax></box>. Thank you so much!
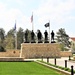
<box><xmin>14</xmin><ymin>23</ymin><xmax>16</xmax><ymax>30</ymax></box>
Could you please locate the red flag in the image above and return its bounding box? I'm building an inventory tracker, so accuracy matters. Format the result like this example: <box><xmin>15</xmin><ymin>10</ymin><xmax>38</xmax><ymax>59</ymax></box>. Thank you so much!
<box><xmin>31</xmin><ymin>14</ymin><xmax>33</xmax><ymax>22</ymax></box>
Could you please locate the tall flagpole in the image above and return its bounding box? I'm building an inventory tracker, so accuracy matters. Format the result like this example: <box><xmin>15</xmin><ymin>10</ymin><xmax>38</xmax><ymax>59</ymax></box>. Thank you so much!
<box><xmin>15</xmin><ymin>29</ymin><xmax>17</xmax><ymax>50</ymax></box>
<box><xmin>49</xmin><ymin>20</ymin><xmax>50</xmax><ymax>43</ymax></box>
<box><xmin>15</xmin><ymin>20</ymin><xmax>17</xmax><ymax>50</ymax></box>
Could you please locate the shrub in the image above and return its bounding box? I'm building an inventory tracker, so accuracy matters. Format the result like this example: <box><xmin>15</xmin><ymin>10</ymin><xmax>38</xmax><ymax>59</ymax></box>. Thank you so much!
<box><xmin>67</xmin><ymin>69</ymin><xmax>71</xmax><ymax>72</ymax></box>
<box><xmin>58</xmin><ymin>66</ymin><xmax>64</xmax><ymax>70</ymax></box>
<box><xmin>64</xmin><ymin>68</ymin><xmax>69</xmax><ymax>71</ymax></box>
<box><xmin>38</xmin><ymin>60</ymin><xmax>74</xmax><ymax>73</ymax></box>
<box><xmin>0</xmin><ymin>46</ymin><xmax>6</xmax><ymax>52</ymax></box>
<box><xmin>74</xmin><ymin>70</ymin><xmax>75</xmax><ymax>73</ymax></box>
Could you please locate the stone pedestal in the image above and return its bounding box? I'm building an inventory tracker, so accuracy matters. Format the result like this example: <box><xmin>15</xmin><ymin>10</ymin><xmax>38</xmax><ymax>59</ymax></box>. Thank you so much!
<box><xmin>21</xmin><ymin>43</ymin><xmax>61</xmax><ymax>59</ymax></box>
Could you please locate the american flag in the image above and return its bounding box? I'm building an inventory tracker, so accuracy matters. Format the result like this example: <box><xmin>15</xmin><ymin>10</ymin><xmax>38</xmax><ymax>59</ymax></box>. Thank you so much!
<box><xmin>31</xmin><ymin>14</ymin><xmax>33</xmax><ymax>22</ymax></box>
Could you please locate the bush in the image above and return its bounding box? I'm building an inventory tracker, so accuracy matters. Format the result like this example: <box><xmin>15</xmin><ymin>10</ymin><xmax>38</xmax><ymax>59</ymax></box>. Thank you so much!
<box><xmin>38</xmin><ymin>60</ymin><xmax>75</xmax><ymax>73</ymax></box>
<box><xmin>64</xmin><ymin>68</ymin><xmax>69</xmax><ymax>71</ymax></box>
<box><xmin>74</xmin><ymin>70</ymin><xmax>75</xmax><ymax>73</ymax></box>
<box><xmin>0</xmin><ymin>46</ymin><xmax>6</xmax><ymax>52</ymax></box>
<box><xmin>67</xmin><ymin>69</ymin><xmax>71</xmax><ymax>72</ymax></box>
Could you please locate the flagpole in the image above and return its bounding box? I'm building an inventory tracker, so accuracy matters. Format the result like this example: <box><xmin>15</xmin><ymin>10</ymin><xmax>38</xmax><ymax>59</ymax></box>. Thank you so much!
<box><xmin>31</xmin><ymin>12</ymin><xmax>34</xmax><ymax>31</ymax></box>
<box><xmin>15</xmin><ymin>20</ymin><xmax>17</xmax><ymax>50</ymax></box>
<box><xmin>49</xmin><ymin>20</ymin><xmax>50</xmax><ymax>43</ymax></box>
<box><xmin>15</xmin><ymin>29</ymin><xmax>17</xmax><ymax>50</ymax></box>
<box><xmin>20</xmin><ymin>44</ymin><xmax>22</xmax><ymax>58</ymax></box>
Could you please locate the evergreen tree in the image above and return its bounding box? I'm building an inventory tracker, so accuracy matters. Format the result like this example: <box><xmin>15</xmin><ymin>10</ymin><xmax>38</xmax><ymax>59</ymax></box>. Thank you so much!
<box><xmin>56</xmin><ymin>28</ymin><xmax>70</xmax><ymax>50</ymax></box>
<box><xmin>5</xmin><ymin>29</ymin><xmax>15</xmax><ymax>49</ymax></box>
<box><xmin>0</xmin><ymin>28</ymin><xmax>6</xmax><ymax>51</ymax></box>
<box><xmin>17</xmin><ymin>27</ymin><xmax>24</xmax><ymax>49</ymax></box>
<box><xmin>0</xmin><ymin>28</ymin><xmax>5</xmax><ymax>43</ymax></box>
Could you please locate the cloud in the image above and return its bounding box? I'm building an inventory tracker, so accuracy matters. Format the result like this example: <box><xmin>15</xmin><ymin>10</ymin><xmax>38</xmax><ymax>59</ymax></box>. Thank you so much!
<box><xmin>0</xmin><ymin>1</ymin><xmax>32</xmax><ymax>33</ymax></box>
<box><xmin>0</xmin><ymin>0</ymin><xmax>75</xmax><ymax>37</ymax></box>
<box><xmin>35</xmin><ymin>0</ymin><xmax>75</xmax><ymax>25</ymax></box>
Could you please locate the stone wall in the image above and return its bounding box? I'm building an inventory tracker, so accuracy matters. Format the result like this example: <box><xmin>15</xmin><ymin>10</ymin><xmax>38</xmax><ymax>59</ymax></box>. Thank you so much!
<box><xmin>0</xmin><ymin>44</ymin><xmax>72</xmax><ymax>59</ymax></box>
<box><xmin>21</xmin><ymin>43</ymin><xmax>61</xmax><ymax>58</ymax></box>
<box><xmin>0</xmin><ymin>57</ymin><xmax>24</xmax><ymax>61</ymax></box>
<box><xmin>0</xmin><ymin>50</ymin><xmax>20</xmax><ymax>57</ymax></box>
<box><xmin>60</xmin><ymin>51</ymin><xmax>72</xmax><ymax>57</ymax></box>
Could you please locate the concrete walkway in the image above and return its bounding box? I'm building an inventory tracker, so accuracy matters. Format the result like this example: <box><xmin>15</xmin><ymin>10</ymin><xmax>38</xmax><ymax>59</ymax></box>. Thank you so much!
<box><xmin>24</xmin><ymin>57</ymin><xmax>75</xmax><ymax>70</ymax></box>
<box><xmin>42</xmin><ymin>57</ymin><xmax>75</xmax><ymax>70</ymax></box>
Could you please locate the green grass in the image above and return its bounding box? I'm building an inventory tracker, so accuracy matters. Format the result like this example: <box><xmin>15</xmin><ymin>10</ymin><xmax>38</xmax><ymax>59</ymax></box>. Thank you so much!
<box><xmin>0</xmin><ymin>62</ymin><xmax>65</xmax><ymax>75</ymax></box>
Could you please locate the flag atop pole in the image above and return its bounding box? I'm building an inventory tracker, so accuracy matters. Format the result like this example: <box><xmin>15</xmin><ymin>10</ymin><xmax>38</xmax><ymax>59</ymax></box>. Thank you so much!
<box><xmin>31</xmin><ymin>12</ymin><xmax>34</xmax><ymax>31</ymax></box>
<box><xmin>14</xmin><ymin>24</ymin><xmax>16</xmax><ymax>32</ymax></box>
<box><xmin>14</xmin><ymin>23</ymin><xmax>16</xmax><ymax>31</ymax></box>
<box><xmin>31</xmin><ymin>14</ymin><xmax>33</xmax><ymax>23</ymax></box>
<box><xmin>44</xmin><ymin>23</ymin><xmax>50</xmax><ymax>27</ymax></box>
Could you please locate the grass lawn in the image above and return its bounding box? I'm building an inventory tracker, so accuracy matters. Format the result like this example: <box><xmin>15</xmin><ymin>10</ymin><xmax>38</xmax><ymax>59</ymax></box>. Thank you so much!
<box><xmin>0</xmin><ymin>62</ymin><xmax>65</xmax><ymax>75</ymax></box>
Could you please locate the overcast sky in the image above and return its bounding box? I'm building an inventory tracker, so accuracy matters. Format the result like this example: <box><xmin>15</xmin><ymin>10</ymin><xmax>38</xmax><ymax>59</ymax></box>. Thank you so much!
<box><xmin>0</xmin><ymin>0</ymin><xmax>75</xmax><ymax>37</ymax></box>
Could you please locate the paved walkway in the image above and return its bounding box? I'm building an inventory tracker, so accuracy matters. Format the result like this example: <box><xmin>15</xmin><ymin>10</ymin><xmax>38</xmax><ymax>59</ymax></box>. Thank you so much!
<box><xmin>42</xmin><ymin>57</ymin><xmax>75</xmax><ymax>70</ymax></box>
<box><xmin>24</xmin><ymin>57</ymin><xmax>75</xmax><ymax>69</ymax></box>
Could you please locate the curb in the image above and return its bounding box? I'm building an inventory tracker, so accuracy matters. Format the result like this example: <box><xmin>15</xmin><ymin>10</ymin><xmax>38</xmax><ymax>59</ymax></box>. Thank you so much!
<box><xmin>35</xmin><ymin>61</ymin><xmax>71</xmax><ymax>75</ymax></box>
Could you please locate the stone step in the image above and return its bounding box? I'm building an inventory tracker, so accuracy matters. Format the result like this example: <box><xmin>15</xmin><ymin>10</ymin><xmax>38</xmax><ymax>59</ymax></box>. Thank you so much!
<box><xmin>0</xmin><ymin>57</ymin><xmax>24</xmax><ymax>61</ymax></box>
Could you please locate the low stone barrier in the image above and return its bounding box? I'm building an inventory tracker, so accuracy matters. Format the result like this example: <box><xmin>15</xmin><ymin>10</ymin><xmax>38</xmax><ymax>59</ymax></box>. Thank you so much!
<box><xmin>0</xmin><ymin>50</ymin><xmax>20</xmax><ymax>57</ymax></box>
<box><xmin>0</xmin><ymin>57</ymin><xmax>24</xmax><ymax>61</ymax></box>
<box><xmin>60</xmin><ymin>51</ymin><xmax>72</xmax><ymax>57</ymax></box>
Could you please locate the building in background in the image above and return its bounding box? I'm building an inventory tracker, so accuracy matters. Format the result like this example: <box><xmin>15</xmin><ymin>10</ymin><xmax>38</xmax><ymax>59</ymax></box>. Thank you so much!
<box><xmin>69</xmin><ymin>37</ymin><xmax>75</xmax><ymax>53</ymax></box>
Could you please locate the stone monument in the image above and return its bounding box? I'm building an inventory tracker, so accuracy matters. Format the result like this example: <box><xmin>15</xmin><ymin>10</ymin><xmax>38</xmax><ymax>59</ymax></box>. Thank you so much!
<box><xmin>24</xmin><ymin>29</ymin><xmax>29</xmax><ymax>43</ymax></box>
<box><xmin>31</xmin><ymin>30</ymin><xmax>35</xmax><ymax>43</ymax></box>
<box><xmin>44</xmin><ymin>30</ymin><xmax>49</xmax><ymax>43</ymax></box>
<box><xmin>51</xmin><ymin>30</ymin><xmax>55</xmax><ymax>43</ymax></box>
<box><xmin>37</xmin><ymin>30</ymin><xmax>42</xmax><ymax>43</ymax></box>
